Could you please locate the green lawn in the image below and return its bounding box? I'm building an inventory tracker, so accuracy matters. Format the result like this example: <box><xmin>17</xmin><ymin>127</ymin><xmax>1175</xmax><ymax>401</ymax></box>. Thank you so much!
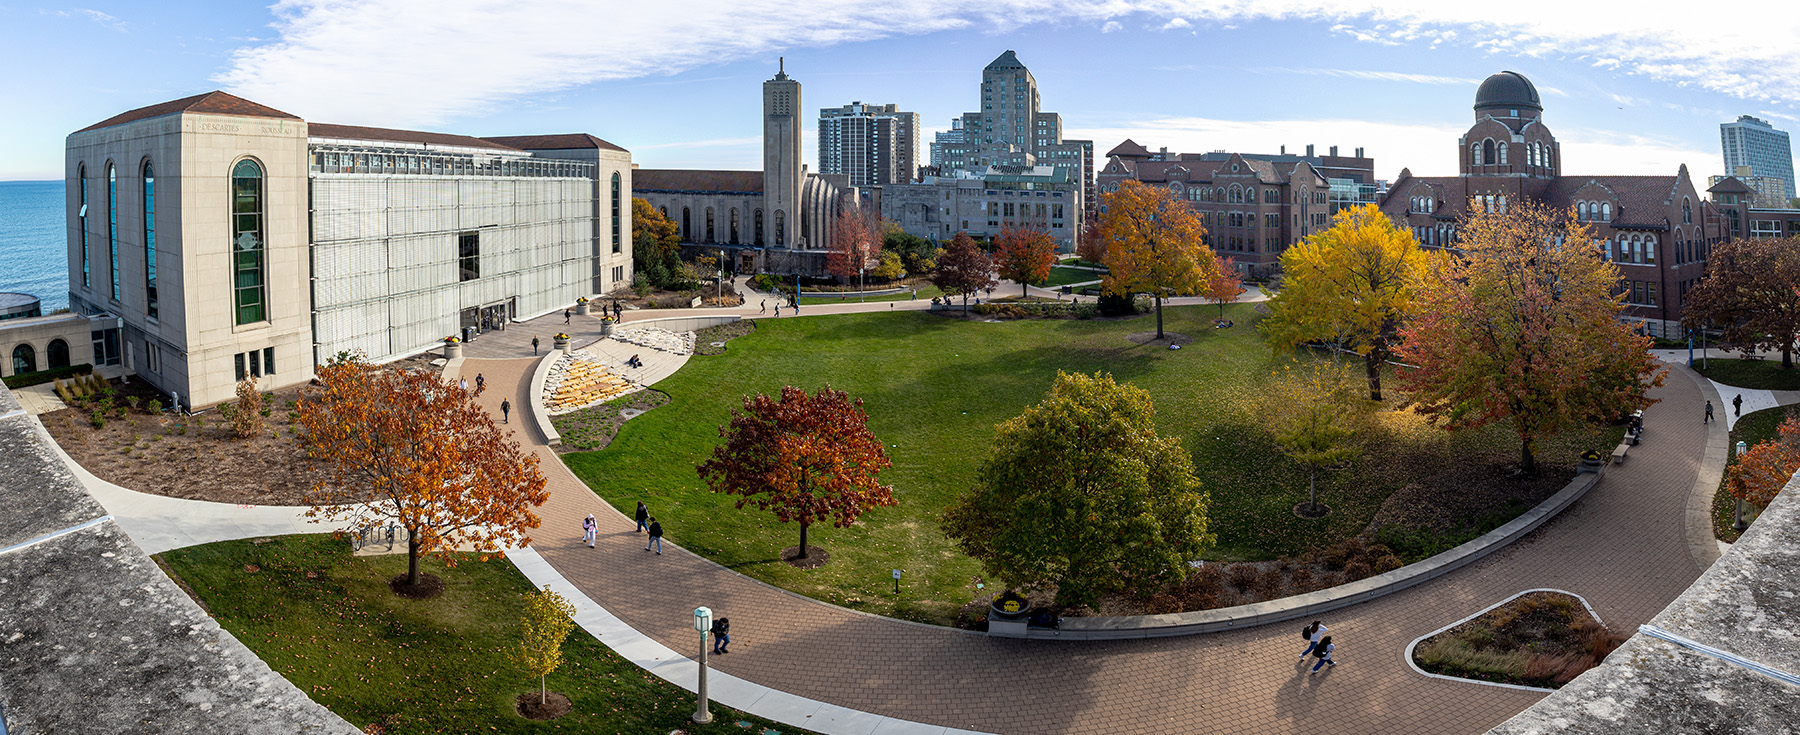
<box><xmin>797</xmin><ymin>284</ymin><xmax>941</xmax><ymax>306</ymax></box>
<box><xmin>1034</xmin><ymin>265</ymin><xmax>1103</xmax><ymax>289</ymax></box>
<box><xmin>1712</xmin><ymin>405</ymin><xmax>1799</xmax><ymax>541</ymax></box>
<box><xmin>1695</xmin><ymin>357</ymin><xmax>1800</xmax><ymax>390</ymax></box>
<box><xmin>563</xmin><ymin>305</ymin><xmax>1609</xmax><ymax>625</ymax></box>
<box><xmin>159</xmin><ymin>536</ymin><xmax>812</xmax><ymax>735</ymax></box>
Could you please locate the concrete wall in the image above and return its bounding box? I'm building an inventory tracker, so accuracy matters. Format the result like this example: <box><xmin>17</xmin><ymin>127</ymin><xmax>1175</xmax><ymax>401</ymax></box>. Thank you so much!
<box><xmin>0</xmin><ymin>313</ymin><xmax>98</xmax><ymax>378</ymax></box>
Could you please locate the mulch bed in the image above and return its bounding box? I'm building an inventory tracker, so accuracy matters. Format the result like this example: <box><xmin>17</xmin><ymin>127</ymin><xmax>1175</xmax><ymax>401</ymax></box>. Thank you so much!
<box><xmin>515</xmin><ymin>692</ymin><xmax>572</xmax><ymax>720</ymax></box>
<box><xmin>692</xmin><ymin>320</ymin><xmax>757</xmax><ymax>356</ymax></box>
<box><xmin>1364</xmin><ymin>462</ymin><xmax>1575</xmax><ymax>537</ymax></box>
<box><xmin>781</xmin><ymin>545</ymin><xmax>830</xmax><ymax>569</ymax></box>
<box><xmin>41</xmin><ymin>379</ymin><xmax>364</xmax><ymax>506</ymax></box>
<box><xmin>1413</xmin><ymin>590</ymin><xmax>1624</xmax><ymax>688</ymax></box>
<box><xmin>389</xmin><ymin>572</ymin><xmax>445</xmax><ymax>600</ymax></box>
<box><xmin>549</xmin><ymin>390</ymin><xmax>670</xmax><ymax>454</ymax></box>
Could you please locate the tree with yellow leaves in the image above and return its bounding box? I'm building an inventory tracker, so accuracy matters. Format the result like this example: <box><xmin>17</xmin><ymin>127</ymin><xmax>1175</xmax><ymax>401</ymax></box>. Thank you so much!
<box><xmin>1266</xmin><ymin>361</ymin><xmax>1366</xmax><ymax>517</ymax></box>
<box><xmin>1098</xmin><ymin>180</ymin><xmax>1218</xmax><ymax>340</ymax></box>
<box><xmin>296</xmin><ymin>355</ymin><xmax>549</xmax><ymax>595</ymax></box>
<box><xmin>515</xmin><ymin>586</ymin><xmax>578</xmax><ymax>709</ymax></box>
<box><xmin>1261</xmin><ymin>204</ymin><xmax>1431</xmax><ymax>401</ymax></box>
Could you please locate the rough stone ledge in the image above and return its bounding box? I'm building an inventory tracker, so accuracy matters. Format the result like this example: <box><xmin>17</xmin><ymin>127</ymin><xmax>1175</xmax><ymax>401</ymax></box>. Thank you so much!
<box><xmin>1488</xmin><ymin>471</ymin><xmax>1800</xmax><ymax>735</ymax></box>
<box><xmin>1010</xmin><ymin>469</ymin><xmax>1604</xmax><ymax>640</ymax></box>
<box><xmin>0</xmin><ymin>387</ymin><xmax>357</xmax><ymax>735</ymax></box>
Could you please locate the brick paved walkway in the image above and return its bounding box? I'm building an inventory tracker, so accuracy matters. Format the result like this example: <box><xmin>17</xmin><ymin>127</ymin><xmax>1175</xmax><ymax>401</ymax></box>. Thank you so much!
<box><xmin>464</xmin><ymin>341</ymin><xmax>1719</xmax><ymax>735</ymax></box>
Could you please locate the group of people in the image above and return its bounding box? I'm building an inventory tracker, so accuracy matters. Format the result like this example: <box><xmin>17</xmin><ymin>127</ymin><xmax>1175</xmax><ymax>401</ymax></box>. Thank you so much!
<box><xmin>578</xmin><ymin>503</ymin><xmax>729</xmax><ymax>653</ymax></box>
<box><xmin>761</xmin><ymin>300</ymin><xmax>800</xmax><ymax>317</ymax></box>
<box><xmin>1299</xmin><ymin>620</ymin><xmax>1337</xmax><ymax>673</ymax></box>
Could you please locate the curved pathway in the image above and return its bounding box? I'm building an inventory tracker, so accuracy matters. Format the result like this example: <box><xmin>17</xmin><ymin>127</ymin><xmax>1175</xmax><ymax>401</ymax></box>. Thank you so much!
<box><xmin>467</xmin><ymin>304</ymin><xmax>1729</xmax><ymax>735</ymax></box>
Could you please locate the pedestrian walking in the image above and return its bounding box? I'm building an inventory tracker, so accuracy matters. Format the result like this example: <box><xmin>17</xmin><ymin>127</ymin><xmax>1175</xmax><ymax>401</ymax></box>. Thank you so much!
<box><xmin>458</xmin><ymin>377</ymin><xmax>468</xmax><ymax>392</ymax></box>
<box><xmin>475</xmin><ymin>373</ymin><xmax>485</xmax><ymax>392</ymax></box>
<box><xmin>532</xmin><ymin>336</ymin><xmax>540</xmax><ymax>355</ymax></box>
<box><xmin>1705</xmin><ymin>400</ymin><xmax>1715</xmax><ymax>424</ymax></box>
<box><xmin>1309</xmin><ymin>635</ymin><xmax>1336</xmax><ymax>673</ymax></box>
<box><xmin>1734</xmin><ymin>394</ymin><xmax>1744</xmax><ymax>417</ymax></box>
<box><xmin>634</xmin><ymin>501</ymin><xmax>649</xmax><ymax>533</ymax></box>
<box><xmin>645</xmin><ymin>518</ymin><xmax>663</xmax><ymax>554</ymax></box>
<box><xmin>773</xmin><ymin>304</ymin><xmax>781</xmax><ymax>317</ymax></box>
<box><xmin>711</xmin><ymin>617</ymin><xmax>731</xmax><ymax>654</ymax></box>
<box><xmin>760</xmin><ymin>300</ymin><xmax>767</xmax><ymax>314</ymax></box>
<box><xmin>500</xmin><ymin>399</ymin><xmax>511</xmax><ymax>424</ymax></box>
<box><xmin>613</xmin><ymin>302</ymin><xmax>622</xmax><ymax>319</ymax></box>
<box><xmin>564</xmin><ymin>309</ymin><xmax>572</xmax><ymax>324</ymax></box>
<box><xmin>582</xmin><ymin>513</ymin><xmax>597</xmax><ymax>548</ymax></box>
<box><xmin>1299</xmin><ymin>621</ymin><xmax>1329</xmax><ymax>659</ymax></box>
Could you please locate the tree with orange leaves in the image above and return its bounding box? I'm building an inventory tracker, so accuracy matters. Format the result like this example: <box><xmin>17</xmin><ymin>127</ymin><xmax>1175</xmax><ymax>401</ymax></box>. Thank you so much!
<box><xmin>827</xmin><ymin>208</ymin><xmax>880</xmax><ymax>293</ymax></box>
<box><xmin>1099</xmin><ymin>180</ymin><xmax>1219</xmax><ymax>340</ymax></box>
<box><xmin>296</xmin><ymin>356</ymin><xmax>548</xmax><ymax>594</ymax></box>
<box><xmin>697</xmin><ymin>385</ymin><xmax>896</xmax><ymax>561</ymax></box>
<box><xmin>994</xmin><ymin>225</ymin><xmax>1058</xmax><ymax>297</ymax></box>
<box><xmin>1396</xmin><ymin>200</ymin><xmax>1665</xmax><ymax>474</ymax></box>
<box><xmin>1204</xmin><ymin>255</ymin><xmax>1245</xmax><ymax>320</ymax></box>
<box><xmin>1726</xmin><ymin>414</ymin><xmax>1800</xmax><ymax>509</ymax></box>
<box><xmin>1076</xmin><ymin>220</ymin><xmax>1106</xmax><ymax>265</ymax></box>
<box><xmin>931</xmin><ymin>232</ymin><xmax>997</xmax><ymax>310</ymax></box>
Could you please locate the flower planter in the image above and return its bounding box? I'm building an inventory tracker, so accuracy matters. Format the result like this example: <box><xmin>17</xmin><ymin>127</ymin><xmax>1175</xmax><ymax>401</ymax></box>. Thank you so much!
<box><xmin>554</xmin><ymin>337</ymin><xmax>572</xmax><ymax>355</ymax></box>
<box><xmin>576</xmin><ymin>302</ymin><xmax>592</xmax><ymax>316</ymax></box>
<box><xmin>443</xmin><ymin>341</ymin><xmax>463</xmax><ymax>359</ymax></box>
<box><xmin>988</xmin><ymin>590</ymin><xmax>1033</xmax><ymax>638</ymax></box>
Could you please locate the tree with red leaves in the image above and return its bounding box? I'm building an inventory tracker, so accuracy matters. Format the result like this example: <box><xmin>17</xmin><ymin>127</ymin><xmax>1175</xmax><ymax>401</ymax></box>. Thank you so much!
<box><xmin>827</xmin><ymin>209</ymin><xmax>880</xmax><ymax>291</ymax></box>
<box><xmin>931</xmin><ymin>232</ymin><xmax>997</xmax><ymax>310</ymax></box>
<box><xmin>994</xmin><ymin>226</ymin><xmax>1058</xmax><ymax>297</ymax></box>
<box><xmin>697</xmin><ymin>385</ymin><xmax>896</xmax><ymax>560</ymax></box>
<box><xmin>1204</xmin><ymin>255</ymin><xmax>1245</xmax><ymax>320</ymax></box>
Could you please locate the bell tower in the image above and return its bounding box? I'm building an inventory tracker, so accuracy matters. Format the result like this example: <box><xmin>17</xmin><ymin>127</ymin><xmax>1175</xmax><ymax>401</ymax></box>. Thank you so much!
<box><xmin>763</xmin><ymin>59</ymin><xmax>803</xmax><ymax>248</ymax></box>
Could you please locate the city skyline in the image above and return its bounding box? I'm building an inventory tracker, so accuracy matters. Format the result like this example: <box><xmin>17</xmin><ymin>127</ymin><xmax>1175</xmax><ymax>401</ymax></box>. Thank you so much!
<box><xmin>3</xmin><ymin>2</ymin><xmax>1799</xmax><ymax>185</ymax></box>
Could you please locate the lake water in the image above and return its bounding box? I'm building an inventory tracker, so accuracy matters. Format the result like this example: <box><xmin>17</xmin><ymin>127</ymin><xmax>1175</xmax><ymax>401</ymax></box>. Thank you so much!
<box><xmin>0</xmin><ymin>180</ymin><xmax>68</xmax><ymax>312</ymax></box>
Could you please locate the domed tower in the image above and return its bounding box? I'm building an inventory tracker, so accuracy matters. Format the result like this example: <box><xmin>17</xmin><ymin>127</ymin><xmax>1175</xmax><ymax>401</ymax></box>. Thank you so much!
<box><xmin>1460</xmin><ymin>71</ymin><xmax>1558</xmax><ymax>201</ymax></box>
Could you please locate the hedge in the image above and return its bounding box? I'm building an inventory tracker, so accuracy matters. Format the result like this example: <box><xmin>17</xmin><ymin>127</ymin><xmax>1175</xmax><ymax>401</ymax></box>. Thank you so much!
<box><xmin>4</xmin><ymin>363</ymin><xmax>95</xmax><ymax>389</ymax></box>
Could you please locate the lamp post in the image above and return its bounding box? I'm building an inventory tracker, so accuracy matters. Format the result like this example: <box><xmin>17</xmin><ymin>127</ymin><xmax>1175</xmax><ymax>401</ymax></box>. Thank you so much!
<box><xmin>691</xmin><ymin>606</ymin><xmax>713</xmax><ymax>725</ymax></box>
<box><xmin>1733</xmin><ymin>440</ymin><xmax>1750</xmax><ymax>533</ymax></box>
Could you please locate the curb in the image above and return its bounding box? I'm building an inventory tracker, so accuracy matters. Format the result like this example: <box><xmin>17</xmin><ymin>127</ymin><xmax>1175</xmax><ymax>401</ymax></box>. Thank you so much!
<box><xmin>1402</xmin><ymin>587</ymin><xmax>1606</xmax><ymax>693</ymax></box>
<box><xmin>1014</xmin><ymin>468</ymin><xmax>1606</xmax><ymax>640</ymax></box>
<box><xmin>528</xmin><ymin>351</ymin><xmax>561</xmax><ymax>447</ymax></box>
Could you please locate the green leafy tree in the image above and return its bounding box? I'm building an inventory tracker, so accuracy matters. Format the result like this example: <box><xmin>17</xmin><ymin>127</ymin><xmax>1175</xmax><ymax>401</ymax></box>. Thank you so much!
<box><xmin>631</xmin><ymin>198</ymin><xmax>684</xmax><ymax>289</ymax></box>
<box><xmin>515</xmin><ymin>586</ymin><xmax>577</xmax><ymax>707</ymax></box>
<box><xmin>941</xmin><ymin>371</ymin><xmax>1214</xmax><ymax>607</ymax></box>
<box><xmin>1681</xmin><ymin>236</ymin><xmax>1800</xmax><ymax>369</ymax></box>
<box><xmin>1267</xmin><ymin>361</ymin><xmax>1364</xmax><ymax>515</ymax></box>
<box><xmin>883</xmin><ymin>223</ymin><xmax>941</xmax><ymax>274</ymax></box>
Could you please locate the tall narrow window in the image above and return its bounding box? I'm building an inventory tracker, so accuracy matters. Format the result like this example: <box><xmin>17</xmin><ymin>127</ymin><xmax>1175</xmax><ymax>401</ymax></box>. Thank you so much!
<box><xmin>755</xmin><ymin>209</ymin><xmax>764</xmax><ymax>245</ymax></box>
<box><xmin>143</xmin><ymin>160</ymin><xmax>158</xmax><ymax>319</ymax></box>
<box><xmin>610</xmin><ymin>172</ymin><xmax>622</xmax><ymax>254</ymax></box>
<box><xmin>1482</xmin><ymin>140</ymin><xmax>1496</xmax><ymax>165</ymax></box>
<box><xmin>730</xmin><ymin>208</ymin><xmax>740</xmax><ymax>243</ymax></box>
<box><xmin>107</xmin><ymin>162</ymin><xmax>119</xmax><ymax>301</ymax></box>
<box><xmin>231</xmin><ymin>159</ymin><xmax>267</xmax><ymax>325</ymax></box>
<box><xmin>458</xmin><ymin>231</ymin><xmax>481</xmax><ymax>281</ymax></box>
<box><xmin>775</xmin><ymin>210</ymin><xmax>786</xmax><ymax>246</ymax></box>
<box><xmin>77</xmin><ymin>164</ymin><xmax>90</xmax><ymax>289</ymax></box>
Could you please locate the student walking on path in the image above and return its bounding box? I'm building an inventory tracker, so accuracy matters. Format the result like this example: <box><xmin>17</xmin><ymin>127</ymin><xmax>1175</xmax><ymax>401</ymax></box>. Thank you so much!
<box><xmin>1705</xmin><ymin>400</ymin><xmax>1715</xmax><ymax>424</ymax></box>
<box><xmin>582</xmin><ymin>513</ymin><xmax>597</xmax><ymax>548</ymax></box>
<box><xmin>1734</xmin><ymin>394</ymin><xmax>1744</xmax><ymax>416</ymax></box>
<box><xmin>645</xmin><ymin>518</ymin><xmax>663</xmax><ymax>554</ymax></box>
<box><xmin>564</xmin><ymin>309</ymin><xmax>572</xmax><ymax>324</ymax></box>
<box><xmin>1309</xmin><ymin>635</ymin><xmax>1336</xmax><ymax>674</ymax></box>
<box><xmin>475</xmin><ymin>373</ymin><xmax>485</xmax><ymax>392</ymax></box>
<box><xmin>760</xmin><ymin>300</ymin><xmax>767</xmax><ymax>314</ymax></box>
<box><xmin>711</xmin><ymin>617</ymin><xmax>731</xmax><ymax>654</ymax></box>
<box><xmin>1299</xmin><ymin>621</ymin><xmax>1329</xmax><ymax>659</ymax></box>
<box><xmin>532</xmin><ymin>336</ymin><xmax>540</xmax><ymax>355</ymax></box>
<box><xmin>634</xmin><ymin>501</ymin><xmax>649</xmax><ymax>533</ymax></box>
<box><xmin>500</xmin><ymin>399</ymin><xmax>511</xmax><ymax>424</ymax></box>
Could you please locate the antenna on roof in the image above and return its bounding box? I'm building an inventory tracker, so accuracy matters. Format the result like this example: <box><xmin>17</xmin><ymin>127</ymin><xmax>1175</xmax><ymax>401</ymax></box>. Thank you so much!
<box><xmin>780</xmin><ymin>57</ymin><xmax>785</xmax><ymax>74</ymax></box>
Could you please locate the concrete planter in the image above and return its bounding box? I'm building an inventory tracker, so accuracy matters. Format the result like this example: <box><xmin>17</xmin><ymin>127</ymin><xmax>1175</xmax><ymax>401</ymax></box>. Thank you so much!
<box><xmin>443</xmin><ymin>341</ymin><xmax>463</xmax><ymax>359</ymax></box>
<box><xmin>576</xmin><ymin>302</ymin><xmax>591</xmax><ymax>316</ymax></box>
<box><xmin>554</xmin><ymin>337</ymin><xmax>572</xmax><ymax>355</ymax></box>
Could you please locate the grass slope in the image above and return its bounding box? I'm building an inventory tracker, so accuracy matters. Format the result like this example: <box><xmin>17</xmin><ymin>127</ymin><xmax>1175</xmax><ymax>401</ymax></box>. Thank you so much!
<box><xmin>565</xmin><ymin>305</ymin><xmax>1608</xmax><ymax>625</ymax></box>
<box><xmin>1695</xmin><ymin>357</ymin><xmax>1800</xmax><ymax>391</ymax></box>
<box><xmin>160</xmin><ymin>535</ymin><xmax>811</xmax><ymax>735</ymax></box>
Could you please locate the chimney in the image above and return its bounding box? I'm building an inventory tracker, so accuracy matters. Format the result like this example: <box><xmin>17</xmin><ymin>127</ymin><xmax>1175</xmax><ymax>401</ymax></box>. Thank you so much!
<box><xmin>1159</xmin><ymin>147</ymin><xmax>1168</xmax><ymax>160</ymax></box>
<box><xmin>1306</xmin><ymin>144</ymin><xmax>1315</xmax><ymax>157</ymax></box>
<box><xmin>1280</xmin><ymin>145</ymin><xmax>1287</xmax><ymax>155</ymax></box>
<box><xmin>1355</xmin><ymin>147</ymin><xmax>1364</xmax><ymax>158</ymax></box>
<box><xmin>1329</xmin><ymin>145</ymin><xmax>1338</xmax><ymax>157</ymax></box>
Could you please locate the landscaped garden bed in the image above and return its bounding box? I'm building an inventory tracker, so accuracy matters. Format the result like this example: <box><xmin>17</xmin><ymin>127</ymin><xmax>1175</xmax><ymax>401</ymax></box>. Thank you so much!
<box><xmin>41</xmin><ymin>379</ymin><xmax>354</xmax><ymax>506</ymax></box>
<box><xmin>158</xmin><ymin>535</ymin><xmax>812</xmax><ymax>734</ymax></box>
<box><xmin>549</xmin><ymin>390</ymin><xmax>669</xmax><ymax>453</ymax></box>
<box><xmin>1713</xmin><ymin>405</ymin><xmax>1796</xmax><ymax>542</ymax></box>
<box><xmin>563</xmin><ymin>305</ymin><xmax>1616</xmax><ymax>626</ymax></box>
<box><xmin>1412</xmin><ymin>590</ymin><xmax>1625</xmax><ymax>689</ymax></box>
<box><xmin>692</xmin><ymin>320</ymin><xmax>757</xmax><ymax>356</ymax></box>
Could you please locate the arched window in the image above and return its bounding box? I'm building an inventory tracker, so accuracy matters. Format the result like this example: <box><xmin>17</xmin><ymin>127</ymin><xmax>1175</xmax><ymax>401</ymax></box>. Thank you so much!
<box><xmin>754</xmin><ymin>209</ymin><xmax>764</xmax><ymax>245</ymax></box>
<box><xmin>1247</xmin><ymin>187</ymin><xmax>1256</xmax><ymax>202</ymax></box>
<box><xmin>1682</xmin><ymin>198</ymin><xmax>1692</xmax><ymax>224</ymax></box>
<box><xmin>1578</xmin><ymin>202</ymin><xmax>1589</xmax><ymax>220</ymax></box>
<box><xmin>610</xmin><ymin>172</ymin><xmax>622</xmax><ymax>254</ymax></box>
<box><xmin>730</xmin><ymin>208</ymin><xmax>740</xmax><ymax>243</ymax></box>
<box><xmin>705</xmin><ymin>207</ymin><xmax>715</xmax><ymax>243</ymax></box>
<box><xmin>10</xmin><ymin>344</ymin><xmax>34</xmax><ymax>376</ymax></box>
<box><xmin>1498</xmin><ymin>142</ymin><xmax>1509</xmax><ymax>165</ymax></box>
<box><xmin>107</xmin><ymin>161</ymin><xmax>119</xmax><ymax>301</ymax></box>
<box><xmin>660</xmin><ymin>205</ymin><xmax>668</xmax><ymax>219</ymax></box>
<box><xmin>1601</xmin><ymin>202</ymin><xmax>1612</xmax><ymax>221</ymax></box>
<box><xmin>78</xmin><ymin>164</ymin><xmax>89</xmax><ymax>289</ymax></box>
<box><xmin>1482</xmin><ymin>139</ymin><xmax>1496</xmax><ymax>165</ymax></box>
<box><xmin>774</xmin><ymin>210</ymin><xmax>786</xmax><ymax>246</ymax></box>
<box><xmin>1497</xmin><ymin>195</ymin><xmax>1506</xmax><ymax>213</ymax></box>
<box><xmin>1470</xmin><ymin>143</ymin><xmax>1481</xmax><ymax>166</ymax></box>
<box><xmin>681</xmin><ymin>207</ymin><xmax>691</xmax><ymax>240</ymax></box>
<box><xmin>47</xmin><ymin>339</ymin><xmax>69</xmax><ymax>369</ymax></box>
<box><xmin>143</xmin><ymin>159</ymin><xmax>157</xmax><ymax>319</ymax></box>
<box><xmin>1214</xmin><ymin>187</ymin><xmax>1224</xmax><ymax>201</ymax></box>
<box><xmin>231</xmin><ymin>159</ymin><xmax>267</xmax><ymax>325</ymax></box>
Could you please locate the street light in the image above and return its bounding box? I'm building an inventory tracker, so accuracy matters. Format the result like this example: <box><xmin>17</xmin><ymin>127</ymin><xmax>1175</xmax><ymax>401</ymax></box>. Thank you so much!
<box><xmin>692</xmin><ymin>606</ymin><xmax>713</xmax><ymax>724</ymax></box>
<box><xmin>1734</xmin><ymin>440</ymin><xmax>1750</xmax><ymax>533</ymax></box>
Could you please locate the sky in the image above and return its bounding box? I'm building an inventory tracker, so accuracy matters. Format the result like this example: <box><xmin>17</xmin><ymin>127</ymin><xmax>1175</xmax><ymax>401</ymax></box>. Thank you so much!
<box><xmin>4</xmin><ymin>1</ymin><xmax>1799</xmax><ymax>186</ymax></box>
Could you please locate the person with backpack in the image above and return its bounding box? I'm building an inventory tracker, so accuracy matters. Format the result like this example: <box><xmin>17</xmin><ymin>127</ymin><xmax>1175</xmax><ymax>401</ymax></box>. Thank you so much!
<box><xmin>711</xmin><ymin>617</ymin><xmax>731</xmax><ymax>654</ymax></box>
<box><xmin>1309</xmin><ymin>635</ymin><xmax>1336</xmax><ymax>673</ymax></box>
<box><xmin>1299</xmin><ymin>621</ymin><xmax>1329</xmax><ymax>660</ymax></box>
<box><xmin>581</xmin><ymin>513</ymin><xmax>597</xmax><ymax>549</ymax></box>
<box><xmin>645</xmin><ymin>518</ymin><xmax>663</xmax><ymax>554</ymax></box>
<box><xmin>634</xmin><ymin>501</ymin><xmax>649</xmax><ymax>533</ymax></box>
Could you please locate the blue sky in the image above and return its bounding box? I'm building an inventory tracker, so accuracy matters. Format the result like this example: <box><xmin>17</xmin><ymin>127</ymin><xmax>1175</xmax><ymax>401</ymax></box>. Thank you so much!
<box><xmin>4</xmin><ymin>1</ymin><xmax>1798</xmax><ymax>186</ymax></box>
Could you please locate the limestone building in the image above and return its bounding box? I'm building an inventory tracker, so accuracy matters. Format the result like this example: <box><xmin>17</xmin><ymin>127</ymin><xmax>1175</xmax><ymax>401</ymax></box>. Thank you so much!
<box><xmin>819</xmin><ymin>102</ymin><xmax>919</xmax><ymax>187</ymax></box>
<box><xmin>929</xmin><ymin>51</ymin><xmax>1095</xmax><ymax>219</ymax></box>
<box><xmin>634</xmin><ymin>62</ymin><xmax>853</xmax><ymax>275</ymax></box>
<box><xmin>60</xmin><ymin>91</ymin><xmax>632</xmax><ymax>408</ymax></box>
<box><xmin>878</xmin><ymin>165</ymin><xmax>1083</xmax><ymax>251</ymax></box>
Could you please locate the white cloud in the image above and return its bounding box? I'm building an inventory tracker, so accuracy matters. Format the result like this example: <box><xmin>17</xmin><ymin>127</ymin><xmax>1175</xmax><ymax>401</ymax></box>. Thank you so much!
<box><xmin>1264</xmin><ymin>67</ymin><xmax>1482</xmax><ymax>86</ymax></box>
<box><xmin>217</xmin><ymin>0</ymin><xmax>1800</xmax><ymax>128</ymax></box>
<box><xmin>1067</xmin><ymin>116</ymin><xmax>1714</xmax><ymax>179</ymax></box>
<box><xmin>1162</xmin><ymin>17</ymin><xmax>1191</xmax><ymax>30</ymax></box>
<box><xmin>1101</xmin><ymin>20</ymin><xmax>1122</xmax><ymax>33</ymax></box>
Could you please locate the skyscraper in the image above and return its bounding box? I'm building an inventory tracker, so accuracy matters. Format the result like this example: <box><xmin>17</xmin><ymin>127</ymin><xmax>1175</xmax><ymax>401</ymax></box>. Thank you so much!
<box><xmin>929</xmin><ymin>50</ymin><xmax>1094</xmax><ymax>215</ymax></box>
<box><xmin>819</xmin><ymin>102</ymin><xmax>919</xmax><ymax>187</ymax></box>
<box><xmin>1721</xmin><ymin>115</ymin><xmax>1795</xmax><ymax>204</ymax></box>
